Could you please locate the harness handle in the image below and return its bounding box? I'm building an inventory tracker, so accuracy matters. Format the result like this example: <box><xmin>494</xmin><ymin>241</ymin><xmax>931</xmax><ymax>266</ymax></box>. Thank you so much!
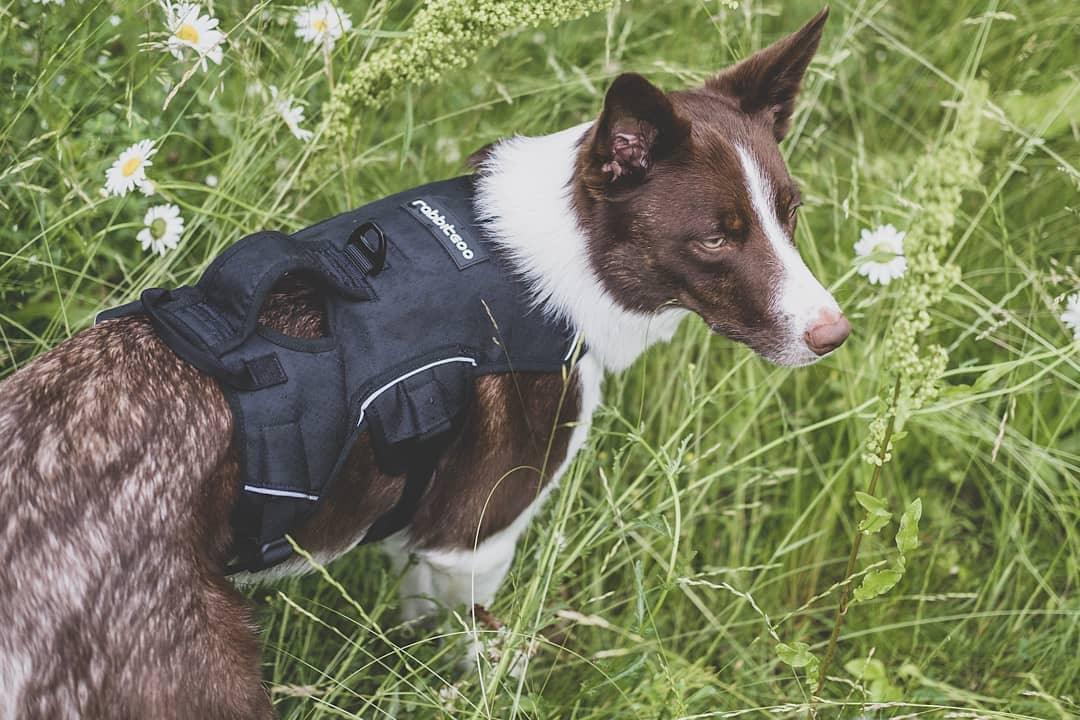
<box><xmin>195</xmin><ymin>230</ymin><xmax>374</xmax><ymax>354</ymax></box>
<box><xmin>121</xmin><ymin>228</ymin><xmax>383</xmax><ymax>389</ymax></box>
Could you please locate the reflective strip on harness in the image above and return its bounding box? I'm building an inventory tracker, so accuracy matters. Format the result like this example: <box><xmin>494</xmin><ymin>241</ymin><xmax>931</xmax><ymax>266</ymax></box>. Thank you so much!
<box><xmin>355</xmin><ymin>355</ymin><xmax>478</xmax><ymax>427</ymax></box>
<box><xmin>242</xmin><ymin>485</ymin><xmax>321</xmax><ymax>501</ymax></box>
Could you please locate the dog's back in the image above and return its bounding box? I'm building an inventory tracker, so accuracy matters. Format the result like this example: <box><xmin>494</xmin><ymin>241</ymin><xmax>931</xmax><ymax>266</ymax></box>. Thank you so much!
<box><xmin>0</xmin><ymin>318</ymin><xmax>271</xmax><ymax>719</ymax></box>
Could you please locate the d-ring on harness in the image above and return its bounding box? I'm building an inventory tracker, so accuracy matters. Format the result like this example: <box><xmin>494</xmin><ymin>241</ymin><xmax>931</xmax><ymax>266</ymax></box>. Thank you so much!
<box><xmin>98</xmin><ymin>176</ymin><xmax>580</xmax><ymax>573</ymax></box>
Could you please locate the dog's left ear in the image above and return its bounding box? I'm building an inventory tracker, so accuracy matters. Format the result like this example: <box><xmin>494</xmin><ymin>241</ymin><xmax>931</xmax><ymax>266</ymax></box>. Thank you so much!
<box><xmin>707</xmin><ymin>6</ymin><xmax>829</xmax><ymax>140</ymax></box>
<box><xmin>585</xmin><ymin>73</ymin><xmax>691</xmax><ymax>194</ymax></box>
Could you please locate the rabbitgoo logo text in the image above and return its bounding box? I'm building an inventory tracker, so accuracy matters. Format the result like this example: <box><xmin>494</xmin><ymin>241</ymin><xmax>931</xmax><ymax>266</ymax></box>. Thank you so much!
<box><xmin>410</xmin><ymin>199</ymin><xmax>474</xmax><ymax>260</ymax></box>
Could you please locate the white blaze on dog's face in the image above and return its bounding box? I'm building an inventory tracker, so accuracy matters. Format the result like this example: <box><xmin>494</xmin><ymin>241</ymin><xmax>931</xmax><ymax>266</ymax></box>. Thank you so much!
<box><xmin>733</xmin><ymin>141</ymin><xmax>847</xmax><ymax>365</ymax></box>
<box><xmin>573</xmin><ymin>7</ymin><xmax>850</xmax><ymax>366</ymax></box>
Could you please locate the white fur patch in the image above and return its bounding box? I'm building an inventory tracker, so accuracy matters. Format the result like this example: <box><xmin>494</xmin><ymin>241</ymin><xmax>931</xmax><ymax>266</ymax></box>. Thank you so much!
<box><xmin>734</xmin><ymin>144</ymin><xmax>840</xmax><ymax>366</ymax></box>
<box><xmin>474</xmin><ymin>124</ymin><xmax>688</xmax><ymax>371</ymax></box>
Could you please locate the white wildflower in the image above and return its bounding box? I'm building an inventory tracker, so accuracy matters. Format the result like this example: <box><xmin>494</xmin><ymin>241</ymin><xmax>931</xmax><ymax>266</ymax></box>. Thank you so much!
<box><xmin>32</xmin><ymin>0</ymin><xmax>65</xmax><ymax>5</ymax></box>
<box><xmin>163</xmin><ymin>2</ymin><xmax>225</xmax><ymax>71</ymax></box>
<box><xmin>293</xmin><ymin>1</ymin><xmax>352</xmax><ymax>51</ymax></box>
<box><xmin>269</xmin><ymin>86</ymin><xmax>314</xmax><ymax>142</ymax></box>
<box><xmin>109</xmin><ymin>15</ymin><xmax>122</xmax><ymax>26</ymax></box>
<box><xmin>205</xmin><ymin>174</ymin><xmax>219</xmax><ymax>187</ymax></box>
<box><xmin>136</xmin><ymin>204</ymin><xmax>184</xmax><ymax>256</ymax></box>
<box><xmin>854</xmin><ymin>223</ymin><xmax>908</xmax><ymax>285</ymax></box>
<box><xmin>104</xmin><ymin>140</ymin><xmax>157</xmax><ymax>197</ymax></box>
<box><xmin>1061</xmin><ymin>293</ymin><xmax>1080</xmax><ymax>343</ymax></box>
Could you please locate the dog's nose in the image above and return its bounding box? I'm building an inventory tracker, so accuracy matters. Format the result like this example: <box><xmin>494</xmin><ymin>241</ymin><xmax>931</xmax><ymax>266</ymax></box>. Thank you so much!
<box><xmin>805</xmin><ymin>311</ymin><xmax>851</xmax><ymax>356</ymax></box>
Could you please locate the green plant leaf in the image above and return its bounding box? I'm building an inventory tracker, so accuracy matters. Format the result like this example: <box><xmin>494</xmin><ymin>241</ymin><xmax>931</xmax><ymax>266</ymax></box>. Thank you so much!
<box><xmin>845</xmin><ymin>658</ymin><xmax>887</xmax><ymax>681</ymax></box>
<box><xmin>859</xmin><ymin>512</ymin><xmax>892</xmax><ymax>534</ymax></box>
<box><xmin>776</xmin><ymin>642</ymin><xmax>820</xmax><ymax>683</ymax></box>
<box><xmin>870</xmin><ymin>677</ymin><xmax>904</xmax><ymax>702</ymax></box>
<box><xmin>855</xmin><ymin>491</ymin><xmax>888</xmax><ymax>514</ymax></box>
<box><xmin>845</xmin><ymin>658</ymin><xmax>903</xmax><ymax>701</ymax></box>
<box><xmin>853</xmin><ymin>567</ymin><xmax>904</xmax><ymax>602</ymax></box>
<box><xmin>855</xmin><ymin>491</ymin><xmax>892</xmax><ymax>534</ymax></box>
<box><xmin>896</xmin><ymin>498</ymin><xmax>923</xmax><ymax>555</ymax></box>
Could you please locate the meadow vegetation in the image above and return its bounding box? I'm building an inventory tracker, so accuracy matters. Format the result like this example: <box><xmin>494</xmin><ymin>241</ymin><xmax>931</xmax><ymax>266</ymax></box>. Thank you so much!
<box><xmin>1</xmin><ymin>0</ymin><xmax>1078</xmax><ymax>717</ymax></box>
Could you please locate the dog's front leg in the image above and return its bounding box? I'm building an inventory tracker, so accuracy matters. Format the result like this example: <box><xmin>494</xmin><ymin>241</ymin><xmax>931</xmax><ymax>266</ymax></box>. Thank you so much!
<box><xmin>385</xmin><ymin>522</ymin><xmax>520</xmax><ymax>622</ymax></box>
<box><xmin>385</xmin><ymin>525</ymin><xmax>522</xmax><ymax>672</ymax></box>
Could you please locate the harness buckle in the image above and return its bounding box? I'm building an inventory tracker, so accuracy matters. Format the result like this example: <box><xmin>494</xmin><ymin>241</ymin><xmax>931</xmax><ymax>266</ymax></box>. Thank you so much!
<box><xmin>346</xmin><ymin>221</ymin><xmax>387</xmax><ymax>276</ymax></box>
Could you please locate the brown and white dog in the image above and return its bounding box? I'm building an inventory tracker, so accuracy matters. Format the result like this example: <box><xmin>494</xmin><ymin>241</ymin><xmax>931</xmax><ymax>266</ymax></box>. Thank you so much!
<box><xmin>0</xmin><ymin>8</ymin><xmax>846</xmax><ymax>718</ymax></box>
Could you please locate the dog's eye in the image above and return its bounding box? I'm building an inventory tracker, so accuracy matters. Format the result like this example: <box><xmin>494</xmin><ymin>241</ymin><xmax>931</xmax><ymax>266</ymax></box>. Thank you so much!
<box><xmin>788</xmin><ymin>202</ymin><xmax>801</xmax><ymax>220</ymax></box>
<box><xmin>700</xmin><ymin>235</ymin><xmax>727</xmax><ymax>250</ymax></box>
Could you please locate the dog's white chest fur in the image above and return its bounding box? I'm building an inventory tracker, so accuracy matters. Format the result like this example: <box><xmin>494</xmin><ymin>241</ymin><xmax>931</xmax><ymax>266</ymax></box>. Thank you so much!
<box><xmin>474</xmin><ymin>124</ymin><xmax>688</xmax><ymax>372</ymax></box>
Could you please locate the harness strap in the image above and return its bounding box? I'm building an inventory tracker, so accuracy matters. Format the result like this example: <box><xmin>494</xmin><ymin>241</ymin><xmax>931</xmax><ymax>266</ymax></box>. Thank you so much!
<box><xmin>363</xmin><ymin>439</ymin><xmax>442</xmax><ymax>544</ymax></box>
<box><xmin>222</xmin><ymin>436</ymin><xmax>443</xmax><ymax>575</ymax></box>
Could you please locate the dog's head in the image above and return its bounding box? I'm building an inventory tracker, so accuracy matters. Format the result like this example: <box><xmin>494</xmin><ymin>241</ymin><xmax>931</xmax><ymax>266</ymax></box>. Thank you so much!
<box><xmin>573</xmin><ymin>7</ymin><xmax>848</xmax><ymax>366</ymax></box>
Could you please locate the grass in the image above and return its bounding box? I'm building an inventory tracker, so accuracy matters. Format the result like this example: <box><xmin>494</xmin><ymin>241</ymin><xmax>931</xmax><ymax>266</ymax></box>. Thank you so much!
<box><xmin>2</xmin><ymin>0</ymin><xmax>1078</xmax><ymax>717</ymax></box>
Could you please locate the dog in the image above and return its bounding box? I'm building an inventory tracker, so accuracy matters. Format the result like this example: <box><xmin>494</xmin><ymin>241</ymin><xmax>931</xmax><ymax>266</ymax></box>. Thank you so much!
<box><xmin>0</xmin><ymin>8</ymin><xmax>845</xmax><ymax>718</ymax></box>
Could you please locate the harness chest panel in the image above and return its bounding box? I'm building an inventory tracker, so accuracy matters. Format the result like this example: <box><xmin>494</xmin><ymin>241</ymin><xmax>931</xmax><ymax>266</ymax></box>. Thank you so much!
<box><xmin>98</xmin><ymin>176</ymin><xmax>579</xmax><ymax>572</ymax></box>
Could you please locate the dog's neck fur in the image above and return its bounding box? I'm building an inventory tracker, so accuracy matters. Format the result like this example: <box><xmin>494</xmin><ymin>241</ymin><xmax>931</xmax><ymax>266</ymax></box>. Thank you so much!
<box><xmin>475</xmin><ymin>123</ymin><xmax>688</xmax><ymax>372</ymax></box>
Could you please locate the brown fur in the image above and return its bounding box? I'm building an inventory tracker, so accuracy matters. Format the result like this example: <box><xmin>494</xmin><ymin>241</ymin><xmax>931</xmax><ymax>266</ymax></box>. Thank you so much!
<box><xmin>0</xmin><ymin>279</ymin><xmax>579</xmax><ymax>717</ymax></box>
<box><xmin>0</xmin><ymin>315</ymin><xmax>268</xmax><ymax>719</ymax></box>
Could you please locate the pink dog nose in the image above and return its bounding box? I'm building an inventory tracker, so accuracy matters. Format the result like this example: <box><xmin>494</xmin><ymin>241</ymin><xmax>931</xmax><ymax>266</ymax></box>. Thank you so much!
<box><xmin>805</xmin><ymin>311</ymin><xmax>851</xmax><ymax>356</ymax></box>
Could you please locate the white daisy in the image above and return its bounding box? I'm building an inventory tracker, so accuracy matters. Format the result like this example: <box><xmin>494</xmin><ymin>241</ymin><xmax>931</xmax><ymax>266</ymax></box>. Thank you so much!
<box><xmin>269</xmin><ymin>86</ymin><xmax>314</xmax><ymax>142</ymax></box>
<box><xmin>854</xmin><ymin>223</ymin><xmax>908</xmax><ymax>285</ymax></box>
<box><xmin>109</xmin><ymin>15</ymin><xmax>122</xmax><ymax>27</ymax></box>
<box><xmin>104</xmin><ymin>139</ymin><xmax>157</xmax><ymax>197</ymax></box>
<box><xmin>164</xmin><ymin>2</ymin><xmax>225</xmax><ymax>71</ymax></box>
<box><xmin>205</xmin><ymin>174</ymin><xmax>219</xmax><ymax>187</ymax></box>
<box><xmin>1061</xmin><ymin>293</ymin><xmax>1080</xmax><ymax>343</ymax></box>
<box><xmin>32</xmin><ymin>0</ymin><xmax>65</xmax><ymax>5</ymax></box>
<box><xmin>136</xmin><ymin>204</ymin><xmax>185</xmax><ymax>256</ymax></box>
<box><xmin>293</xmin><ymin>1</ymin><xmax>352</xmax><ymax>51</ymax></box>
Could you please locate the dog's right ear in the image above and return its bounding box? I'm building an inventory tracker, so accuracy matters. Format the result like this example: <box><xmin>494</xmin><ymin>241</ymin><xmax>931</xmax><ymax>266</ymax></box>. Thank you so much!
<box><xmin>584</xmin><ymin>73</ymin><xmax>690</xmax><ymax>195</ymax></box>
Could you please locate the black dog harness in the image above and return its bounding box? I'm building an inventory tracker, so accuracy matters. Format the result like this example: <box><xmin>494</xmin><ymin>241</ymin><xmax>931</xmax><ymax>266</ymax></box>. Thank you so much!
<box><xmin>98</xmin><ymin>176</ymin><xmax>579</xmax><ymax>573</ymax></box>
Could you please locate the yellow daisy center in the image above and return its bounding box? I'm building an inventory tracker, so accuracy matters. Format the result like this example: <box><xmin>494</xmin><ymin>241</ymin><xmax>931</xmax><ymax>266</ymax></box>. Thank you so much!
<box><xmin>150</xmin><ymin>218</ymin><xmax>167</xmax><ymax>239</ymax></box>
<box><xmin>177</xmin><ymin>22</ymin><xmax>200</xmax><ymax>44</ymax></box>
<box><xmin>121</xmin><ymin>157</ymin><xmax>142</xmax><ymax>177</ymax></box>
<box><xmin>311</xmin><ymin>18</ymin><xmax>328</xmax><ymax>32</ymax></box>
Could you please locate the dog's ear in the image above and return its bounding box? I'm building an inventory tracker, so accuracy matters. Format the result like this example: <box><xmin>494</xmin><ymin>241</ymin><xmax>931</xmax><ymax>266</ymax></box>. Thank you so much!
<box><xmin>584</xmin><ymin>73</ymin><xmax>690</xmax><ymax>194</ymax></box>
<box><xmin>707</xmin><ymin>6</ymin><xmax>828</xmax><ymax>140</ymax></box>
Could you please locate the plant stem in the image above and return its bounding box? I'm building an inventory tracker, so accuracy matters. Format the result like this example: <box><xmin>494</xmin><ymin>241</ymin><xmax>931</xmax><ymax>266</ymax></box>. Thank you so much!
<box><xmin>814</xmin><ymin>376</ymin><xmax>902</xmax><ymax>695</ymax></box>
